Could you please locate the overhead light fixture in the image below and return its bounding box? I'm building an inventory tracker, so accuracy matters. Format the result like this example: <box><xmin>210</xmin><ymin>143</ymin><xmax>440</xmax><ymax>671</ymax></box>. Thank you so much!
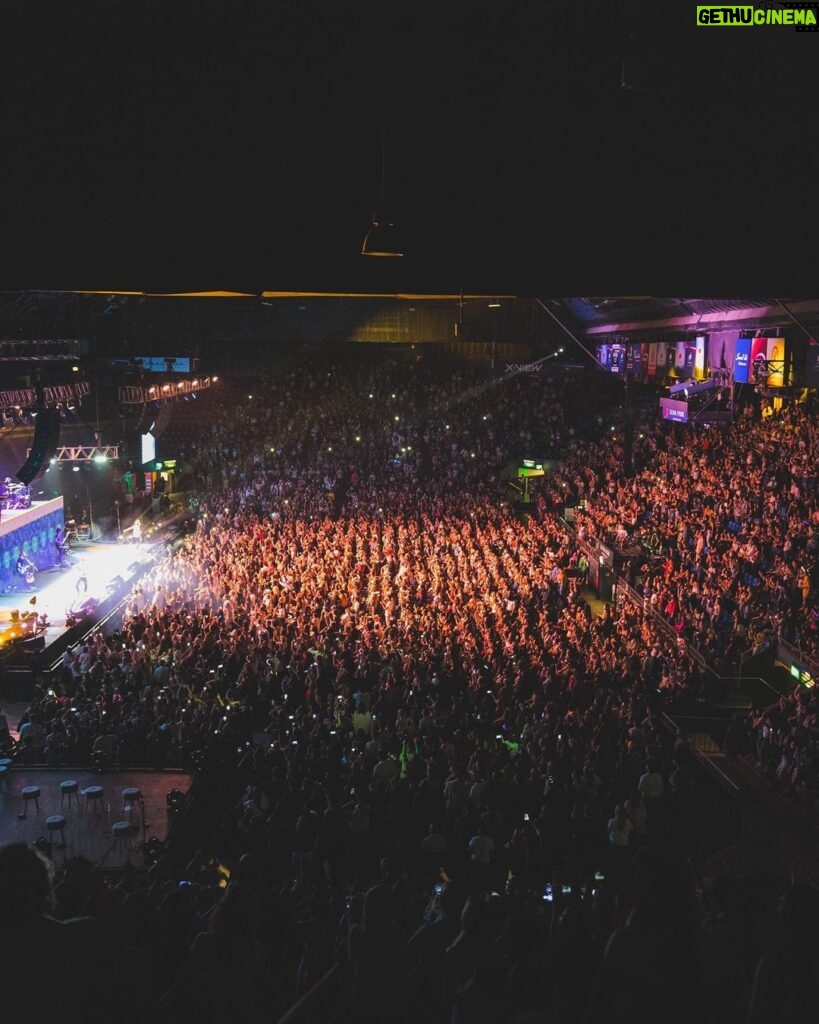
<box><xmin>361</xmin><ymin>128</ymin><xmax>404</xmax><ymax>257</ymax></box>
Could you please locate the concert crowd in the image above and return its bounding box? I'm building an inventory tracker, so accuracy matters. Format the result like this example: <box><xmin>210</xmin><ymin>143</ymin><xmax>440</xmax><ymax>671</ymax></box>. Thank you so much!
<box><xmin>2</xmin><ymin>353</ymin><xmax>817</xmax><ymax>1024</ymax></box>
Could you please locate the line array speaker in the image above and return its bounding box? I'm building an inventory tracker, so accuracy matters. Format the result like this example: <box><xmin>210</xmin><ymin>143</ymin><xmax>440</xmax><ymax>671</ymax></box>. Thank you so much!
<box><xmin>16</xmin><ymin>407</ymin><xmax>61</xmax><ymax>485</ymax></box>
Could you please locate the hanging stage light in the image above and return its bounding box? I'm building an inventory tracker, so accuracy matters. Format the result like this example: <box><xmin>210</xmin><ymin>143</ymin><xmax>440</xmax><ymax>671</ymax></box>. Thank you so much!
<box><xmin>361</xmin><ymin>128</ymin><xmax>404</xmax><ymax>257</ymax></box>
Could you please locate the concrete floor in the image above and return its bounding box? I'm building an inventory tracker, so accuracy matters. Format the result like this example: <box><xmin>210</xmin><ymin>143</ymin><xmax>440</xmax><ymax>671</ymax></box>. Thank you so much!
<box><xmin>0</xmin><ymin>768</ymin><xmax>192</xmax><ymax>868</ymax></box>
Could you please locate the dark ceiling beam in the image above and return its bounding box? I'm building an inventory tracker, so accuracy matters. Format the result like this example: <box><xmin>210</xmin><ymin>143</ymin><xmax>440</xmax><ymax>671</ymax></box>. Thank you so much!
<box><xmin>585</xmin><ymin>299</ymin><xmax>819</xmax><ymax>337</ymax></box>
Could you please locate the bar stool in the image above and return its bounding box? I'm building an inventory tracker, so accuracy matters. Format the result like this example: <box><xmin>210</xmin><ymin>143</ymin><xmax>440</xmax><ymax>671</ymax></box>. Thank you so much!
<box><xmin>60</xmin><ymin>780</ymin><xmax>80</xmax><ymax>810</ymax></box>
<box><xmin>111</xmin><ymin>820</ymin><xmax>136</xmax><ymax>856</ymax></box>
<box><xmin>21</xmin><ymin>785</ymin><xmax>41</xmax><ymax>818</ymax></box>
<box><xmin>81</xmin><ymin>785</ymin><xmax>104</xmax><ymax>813</ymax></box>
<box><xmin>46</xmin><ymin>815</ymin><xmax>67</xmax><ymax>848</ymax></box>
<box><xmin>122</xmin><ymin>787</ymin><xmax>142</xmax><ymax>819</ymax></box>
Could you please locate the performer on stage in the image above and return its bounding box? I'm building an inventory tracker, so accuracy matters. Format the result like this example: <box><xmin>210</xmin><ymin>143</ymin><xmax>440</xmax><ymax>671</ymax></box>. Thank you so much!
<box><xmin>16</xmin><ymin>550</ymin><xmax>37</xmax><ymax>590</ymax></box>
<box><xmin>132</xmin><ymin>518</ymin><xmax>142</xmax><ymax>544</ymax></box>
<box><xmin>55</xmin><ymin>527</ymin><xmax>70</xmax><ymax>568</ymax></box>
<box><xmin>74</xmin><ymin>556</ymin><xmax>88</xmax><ymax>596</ymax></box>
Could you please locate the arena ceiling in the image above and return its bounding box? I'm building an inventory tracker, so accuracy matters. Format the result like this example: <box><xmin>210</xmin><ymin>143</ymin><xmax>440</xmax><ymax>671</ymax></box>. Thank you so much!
<box><xmin>0</xmin><ymin>4</ymin><xmax>816</xmax><ymax>297</ymax></box>
<box><xmin>565</xmin><ymin>298</ymin><xmax>819</xmax><ymax>338</ymax></box>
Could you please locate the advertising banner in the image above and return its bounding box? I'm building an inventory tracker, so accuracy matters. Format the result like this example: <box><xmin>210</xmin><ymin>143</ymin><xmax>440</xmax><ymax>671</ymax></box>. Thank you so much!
<box><xmin>766</xmin><ymin>337</ymin><xmax>785</xmax><ymax>387</ymax></box>
<box><xmin>684</xmin><ymin>344</ymin><xmax>696</xmax><ymax>378</ymax></box>
<box><xmin>733</xmin><ymin>337</ymin><xmax>752</xmax><ymax>383</ymax></box>
<box><xmin>806</xmin><ymin>339</ymin><xmax>819</xmax><ymax>387</ymax></box>
<box><xmin>750</xmin><ymin>336</ymin><xmax>768</xmax><ymax>381</ymax></box>
<box><xmin>695</xmin><ymin>336</ymin><xmax>706</xmax><ymax>379</ymax></box>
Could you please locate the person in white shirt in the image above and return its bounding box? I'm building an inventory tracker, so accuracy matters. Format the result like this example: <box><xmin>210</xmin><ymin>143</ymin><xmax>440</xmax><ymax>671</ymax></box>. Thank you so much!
<box><xmin>638</xmin><ymin>761</ymin><xmax>664</xmax><ymax>803</ymax></box>
<box><xmin>608</xmin><ymin>804</ymin><xmax>633</xmax><ymax>848</ymax></box>
<box><xmin>74</xmin><ymin>558</ymin><xmax>88</xmax><ymax>596</ymax></box>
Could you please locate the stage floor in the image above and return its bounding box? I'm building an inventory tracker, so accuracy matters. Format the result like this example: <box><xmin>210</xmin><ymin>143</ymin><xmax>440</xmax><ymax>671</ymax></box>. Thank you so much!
<box><xmin>0</xmin><ymin>539</ymin><xmax>155</xmax><ymax>648</ymax></box>
<box><xmin>0</xmin><ymin>768</ymin><xmax>192</xmax><ymax>868</ymax></box>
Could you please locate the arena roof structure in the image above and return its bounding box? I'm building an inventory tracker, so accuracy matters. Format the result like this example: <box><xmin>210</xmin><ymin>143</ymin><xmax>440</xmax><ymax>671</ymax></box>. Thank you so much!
<box><xmin>0</xmin><ymin>4</ymin><xmax>816</xmax><ymax>297</ymax></box>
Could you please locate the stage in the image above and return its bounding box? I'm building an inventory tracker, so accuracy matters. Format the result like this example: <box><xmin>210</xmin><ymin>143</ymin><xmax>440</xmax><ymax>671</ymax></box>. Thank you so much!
<box><xmin>0</xmin><ymin>538</ymin><xmax>157</xmax><ymax>658</ymax></box>
<box><xmin>0</xmin><ymin>767</ymin><xmax>192</xmax><ymax>868</ymax></box>
<box><xmin>0</xmin><ymin>496</ymin><xmax>65</xmax><ymax>593</ymax></box>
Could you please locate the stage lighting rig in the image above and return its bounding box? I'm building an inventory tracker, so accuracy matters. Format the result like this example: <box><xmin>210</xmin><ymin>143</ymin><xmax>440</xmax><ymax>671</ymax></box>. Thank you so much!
<box><xmin>0</xmin><ymin>380</ymin><xmax>90</xmax><ymax>411</ymax></box>
<box><xmin>119</xmin><ymin>376</ymin><xmax>214</xmax><ymax>405</ymax></box>
<box><xmin>37</xmin><ymin>444</ymin><xmax>120</xmax><ymax>462</ymax></box>
<box><xmin>0</xmin><ymin>339</ymin><xmax>83</xmax><ymax>362</ymax></box>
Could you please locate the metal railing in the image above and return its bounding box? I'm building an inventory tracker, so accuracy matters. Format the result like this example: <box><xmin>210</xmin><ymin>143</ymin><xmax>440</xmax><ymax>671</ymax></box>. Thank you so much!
<box><xmin>613</xmin><ymin>566</ymin><xmax>778</xmax><ymax>704</ymax></box>
<box><xmin>777</xmin><ymin>635</ymin><xmax>819</xmax><ymax>683</ymax></box>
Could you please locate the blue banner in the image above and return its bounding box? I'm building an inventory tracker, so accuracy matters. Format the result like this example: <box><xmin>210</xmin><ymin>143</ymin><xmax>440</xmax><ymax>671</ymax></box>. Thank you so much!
<box><xmin>733</xmin><ymin>337</ymin><xmax>752</xmax><ymax>383</ymax></box>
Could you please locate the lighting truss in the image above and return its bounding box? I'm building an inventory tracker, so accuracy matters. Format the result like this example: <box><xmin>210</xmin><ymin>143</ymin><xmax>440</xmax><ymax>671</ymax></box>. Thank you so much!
<box><xmin>0</xmin><ymin>380</ymin><xmax>91</xmax><ymax>410</ymax></box>
<box><xmin>119</xmin><ymin>375</ymin><xmax>214</xmax><ymax>404</ymax></box>
<box><xmin>34</xmin><ymin>445</ymin><xmax>121</xmax><ymax>462</ymax></box>
<box><xmin>0</xmin><ymin>339</ymin><xmax>83</xmax><ymax>361</ymax></box>
<box><xmin>43</xmin><ymin>381</ymin><xmax>91</xmax><ymax>405</ymax></box>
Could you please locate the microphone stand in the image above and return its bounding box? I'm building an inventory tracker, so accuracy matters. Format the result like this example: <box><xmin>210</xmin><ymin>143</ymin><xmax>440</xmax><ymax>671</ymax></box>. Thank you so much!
<box><xmin>138</xmin><ymin>793</ymin><xmax>150</xmax><ymax>848</ymax></box>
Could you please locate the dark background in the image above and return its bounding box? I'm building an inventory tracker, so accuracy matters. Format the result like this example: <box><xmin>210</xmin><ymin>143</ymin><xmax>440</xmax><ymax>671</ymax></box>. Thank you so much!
<box><xmin>1</xmin><ymin>0</ymin><xmax>817</xmax><ymax>296</ymax></box>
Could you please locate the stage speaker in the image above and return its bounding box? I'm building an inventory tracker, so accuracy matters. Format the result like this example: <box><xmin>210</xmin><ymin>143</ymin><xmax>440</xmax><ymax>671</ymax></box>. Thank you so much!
<box><xmin>16</xmin><ymin>634</ymin><xmax>46</xmax><ymax>654</ymax></box>
<box><xmin>77</xmin><ymin>597</ymin><xmax>99</xmax><ymax>617</ymax></box>
<box><xmin>16</xmin><ymin>407</ymin><xmax>61</xmax><ymax>485</ymax></box>
<box><xmin>151</xmin><ymin>401</ymin><xmax>174</xmax><ymax>438</ymax></box>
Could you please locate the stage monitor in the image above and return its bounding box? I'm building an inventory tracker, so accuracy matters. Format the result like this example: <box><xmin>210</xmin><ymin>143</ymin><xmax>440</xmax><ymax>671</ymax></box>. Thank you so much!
<box><xmin>134</xmin><ymin>356</ymin><xmax>191</xmax><ymax>373</ymax></box>
<box><xmin>141</xmin><ymin>432</ymin><xmax>156</xmax><ymax>466</ymax></box>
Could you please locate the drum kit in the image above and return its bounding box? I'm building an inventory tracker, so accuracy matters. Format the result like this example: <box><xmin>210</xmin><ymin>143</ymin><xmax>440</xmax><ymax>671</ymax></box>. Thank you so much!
<box><xmin>65</xmin><ymin>518</ymin><xmax>91</xmax><ymax>543</ymax></box>
<box><xmin>0</xmin><ymin>479</ymin><xmax>31</xmax><ymax>511</ymax></box>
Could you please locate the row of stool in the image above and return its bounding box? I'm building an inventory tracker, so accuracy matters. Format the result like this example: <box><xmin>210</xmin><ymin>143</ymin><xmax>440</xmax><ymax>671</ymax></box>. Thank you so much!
<box><xmin>42</xmin><ymin>814</ymin><xmax>138</xmax><ymax>851</ymax></box>
<box><xmin>15</xmin><ymin>782</ymin><xmax>143</xmax><ymax>819</ymax></box>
